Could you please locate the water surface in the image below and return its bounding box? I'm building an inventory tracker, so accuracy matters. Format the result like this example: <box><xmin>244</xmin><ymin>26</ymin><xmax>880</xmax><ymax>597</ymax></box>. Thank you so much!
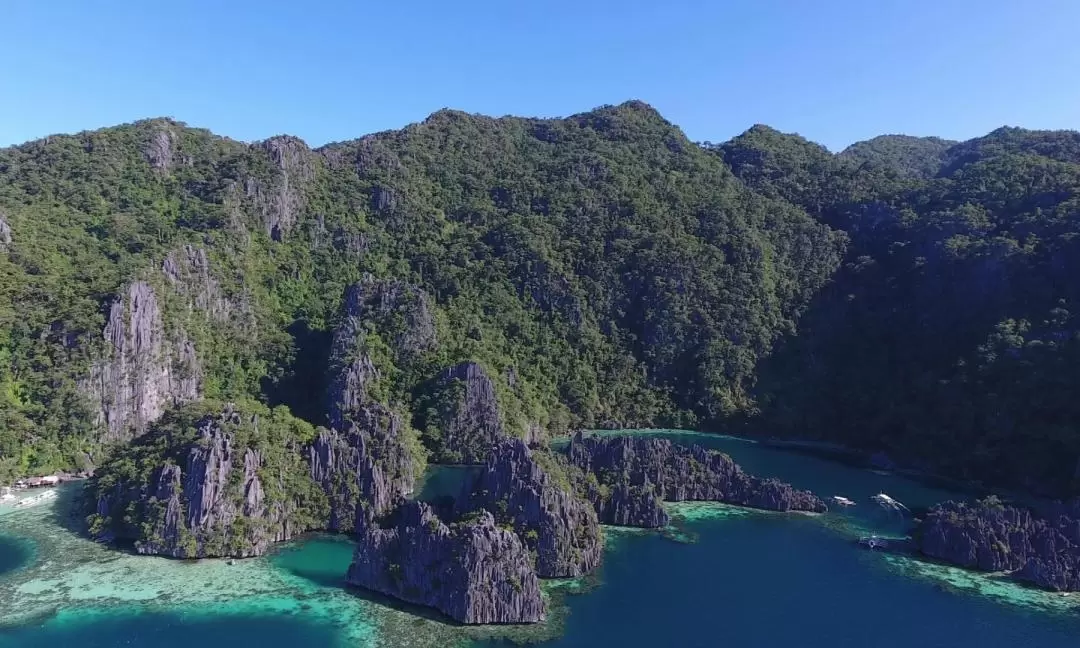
<box><xmin>2</xmin><ymin>431</ymin><xmax>1079</xmax><ymax>648</ymax></box>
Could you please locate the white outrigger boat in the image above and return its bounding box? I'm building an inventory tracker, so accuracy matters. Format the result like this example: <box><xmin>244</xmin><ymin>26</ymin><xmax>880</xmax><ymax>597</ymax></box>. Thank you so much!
<box><xmin>831</xmin><ymin>495</ymin><xmax>856</xmax><ymax>507</ymax></box>
<box><xmin>871</xmin><ymin>492</ymin><xmax>909</xmax><ymax>514</ymax></box>
<box><xmin>13</xmin><ymin>488</ymin><xmax>57</xmax><ymax>508</ymax></box>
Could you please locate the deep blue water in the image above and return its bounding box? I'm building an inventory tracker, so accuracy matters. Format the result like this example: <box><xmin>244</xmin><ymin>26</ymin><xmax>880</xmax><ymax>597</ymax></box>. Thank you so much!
<box><xmin>0</xmin><ymin>534</ymin><xmax>33</xmax><ymax>578</ymax></box>
<box><xmin>5</xmin><ymin>432</ymin><xmax>1080</xmax><ymax>647</ymax></box>
<box><xmin>482</xmin><ymin>513</ymin><xmax>1080</xmax><ymax>648</ymax></box>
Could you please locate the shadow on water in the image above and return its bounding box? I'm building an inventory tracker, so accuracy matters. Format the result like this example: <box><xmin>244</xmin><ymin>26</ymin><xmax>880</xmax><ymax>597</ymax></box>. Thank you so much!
<box><xmin>261</xmin><ymin>319</ymin><xmax>333</xmax><ymax>426</ymax></box>
<box><xmin>46</xmin><ymin>480</ymin><xmax>94</xmax><ymax>539</ymax></box>
<box><xmin>0</xmin><ymin>533</ymin><xmax>34</xmax><ymax>579</ymax></box>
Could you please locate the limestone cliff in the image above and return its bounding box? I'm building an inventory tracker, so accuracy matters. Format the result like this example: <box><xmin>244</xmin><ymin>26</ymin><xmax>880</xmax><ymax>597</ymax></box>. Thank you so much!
<box><xmin>568</xmin><ymin>433</ymin><xmax>827</xmax><ymax>526</ymax></box>
<box><xmin>327</xmin><ymin>277</ymin><xmax>436</xmax><ymax>429</ymax></box>
<box><xmin>423</xmin><ymin>361</ymin><xmax>507</xmax><ymax>464</ymax></box>
<box><xmin>0</xmin><ymin>213</ymin><xmax>12</xmax><ymax>251</ymax></box>
<box><xmin>246</xmin><ymin>136</ymin><xmax>316</xmax><ymax>241</ymax></box>
<box><xmin>309</xmin><ymin>403</ymin><xmax>422</xmax><ymax>532</ymax></box>
<box><xmin>463</xmin><ymin>439</ymin><xmax>603</xmax><ymax>578</ymax></box>
<box><xmin>918</xmin><ymin>498</ymin><xmax>1080</xmax><ymax>591</ymax></box>
<box><xmin>162</xmin><ymin>244</ymin><xmax>238</xmax><ymax>324</ymax></box>
<box><xmin>346</xmin><ymin>500</ymin><xmax>545</xmax><ymax>624</ymax></box>
<box><xmin>90</xmin><ymin>404</ymin><xmax>323</xmax><ymax>558</ymax></box>
<box><xmin>80</xmin><ymin>281</ymin><xmax>201</xmax><ymax>442</ymax></box>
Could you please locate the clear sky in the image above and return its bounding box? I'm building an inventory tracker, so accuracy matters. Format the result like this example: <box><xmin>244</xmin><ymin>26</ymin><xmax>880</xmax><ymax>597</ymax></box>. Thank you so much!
<box><xmin>2</xmin><ymin>0</ymin><xmax>1078</xmax><ymax>151</ymax></box>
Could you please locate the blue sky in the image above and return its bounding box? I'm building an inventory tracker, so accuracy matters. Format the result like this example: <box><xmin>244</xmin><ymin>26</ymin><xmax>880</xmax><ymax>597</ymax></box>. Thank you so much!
<box><xmin>2</xmin><ymin>0</ymin><xmax>1078</xmax><ymax>151</ymax></box>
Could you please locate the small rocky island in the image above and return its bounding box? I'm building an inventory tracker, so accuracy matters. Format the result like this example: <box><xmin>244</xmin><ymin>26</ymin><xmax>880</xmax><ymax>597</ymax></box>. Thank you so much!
<box><xmin>915</xmin><ymin>497</ymin><xmax>1080</xmax><ymax>592</ymax></box>
<box><xmin>568</xmin><ymin>433</ymin><xmax>828</xmax><ymax>527</ymax></box>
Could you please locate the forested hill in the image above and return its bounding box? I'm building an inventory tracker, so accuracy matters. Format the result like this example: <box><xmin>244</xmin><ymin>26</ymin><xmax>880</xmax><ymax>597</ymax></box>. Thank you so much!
<box><xmin>1</xmin><ymin>101</ymin><xmax>1078</xmax><ymax>497</ymax></box>
<box><xmin>0</xmin><ymin>101</ymin><xmax>843</xmax><ymax>481</ymax></box>
<box><xmin>720</xmin><ymin>124</ymin><xmax>1080</xmax><ymax>495</ymax></box>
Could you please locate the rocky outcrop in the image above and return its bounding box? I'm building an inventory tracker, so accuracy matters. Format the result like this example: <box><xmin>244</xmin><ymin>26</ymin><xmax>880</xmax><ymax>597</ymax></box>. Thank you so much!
<box><xmin>0</xmin><ymin>214</ymin><xmax>11</xmax><ymax>251</ymax></box>
<box><xmin>162</xmin><ymin>244</ymin><xmax>235</xmax><ymax>323</ymax></box>
<box><xmin>247</xmin><ymin>135</ymin><xmax>316</xmax><ymax>241</ymax></box>
<box><xmin>463</xmin><ymin>439</ymin><xmax>603</xmax><ymax>578</ymax></box>
<box><xmin>81</xmin><ymin>281</ymin><xmax>201</xmax><ymax>442</ymax></box>
<box><xmin>425</xmin><ymin>361</ymin><xmax>506</xmax><ymax>464</ymax></box>
<box><xmin>309</xmin><ymin>403</ymin><xmax>421</xmax><ymax>532</ymax></box>
<box><xmin>568</xmin><ymin>433</ymin><xmax>827</xmax><ymax>526</ymax></box>
<box><xmin>918</xmin><ymin>498</ymin><xmax>1080</xmax><ymax>591</ymax></box>
<box><xmin>144</xmin><ymin>125</ymin><xmax>176</xmax><ymax>172</ymax></box>
<box><xmin>577</xmin><ymin>475</ymin><xmax>669</xmax><ymax>528</ymax></box>
<box><xmin>327</xmin><ymin>277</ymin><xmax>436</xmax><ymax>429</ymax></box>
<box><xmin>346</xmin><ymin>500</ymin><xmax>545</xmax><ymax>624</ymax></box>
<box><xmin>96</xmin><ymin>407</ymin><xmax>298</xmax><ymax>558</ymax></box>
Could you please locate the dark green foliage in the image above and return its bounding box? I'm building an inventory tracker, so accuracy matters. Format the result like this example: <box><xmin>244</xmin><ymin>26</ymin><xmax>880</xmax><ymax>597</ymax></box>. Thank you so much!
<box><xmin>737</xmin><ymin>125</ymin><xmax>1080</xmax><ymax>495</ymax></box>
<box><xmin>838</xmin><ymin>135</ymin><xmax>955</xmax><ymax>180</ymax></box>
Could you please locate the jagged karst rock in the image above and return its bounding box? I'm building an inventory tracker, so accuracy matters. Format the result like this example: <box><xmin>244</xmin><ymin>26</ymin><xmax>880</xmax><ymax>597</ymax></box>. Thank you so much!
<box><xmin>371</xmin><ymin>185</ymin><xmax>399</xmax><ymax>213</ymax></box>
<box><xmin>0</xmin><ymin>214</ymin><xmax>12</xmax><ymax>251</ymax></box>
<box><xmin>463</xmin><ymin>439</ymin><xmax>603</xmax><ymax>578</ymax></box>
<box><xmin>247</xmin><ymin>135</ymin><xmax>316</xmax><ymax>241</ymax></box>
<box><xmin>346</xmin><ymin>500</ymin><xmax>545</xmax><ymax>624</ymax></box>
<box><xmin>162</xmin><ymin>244</ymin><xmax>235</xmax><ymax>323</ymax></box>
<box><xmin>309</xmin><ymin>404</ymin><xmax>421</xmax><ymax>532</ymax></box>
<box><xmin>144</xmin><ymin>125</ymin><xmax>176</xmax><ymax>172</ymax></box>
<box><xmin>80</xmin><ymin>281</ymin><xmax>201</xmax><ymax>442</ymax></box>
<box><xmin>918</xmin><ymin>498</ymin><xmax>1080</xmax><ymax>591</ymax></box>
<box><xmin>93</xmin><ymin>406</ymin><xmax>303</xmax><ymax>558</ymax></box>
<box><xmin>327</xmin><ymin>277</ymin><xmax>436</xmax><ymax>428</ymax></box>
<box><xmin>568</xmin><ymin>433</ymin><xmax>827</xmax><ymax>527</ymax></box>
<box><xmin>424</xmin><ymin>361</ymin><xmax>506</xmax><ymax>464</ymax></box>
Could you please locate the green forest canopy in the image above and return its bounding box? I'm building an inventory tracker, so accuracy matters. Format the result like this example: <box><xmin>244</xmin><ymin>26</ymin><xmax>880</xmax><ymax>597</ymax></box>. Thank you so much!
<box><xmin>1</xmin><ymin>101</ymin><xmax>1079</xmax><ymax>496</ymax></box>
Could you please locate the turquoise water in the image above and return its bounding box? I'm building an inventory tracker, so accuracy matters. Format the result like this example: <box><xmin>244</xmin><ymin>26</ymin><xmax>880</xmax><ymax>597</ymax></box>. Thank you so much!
<box><xmin>0</xmin><ymin>535</ymin><xmax>33</xmax><ymax>578</ymax></box>
<box><xmin>2</xmin><ymin>431</ymin><xmax>1080</xmax><ymax>647</ymax></box>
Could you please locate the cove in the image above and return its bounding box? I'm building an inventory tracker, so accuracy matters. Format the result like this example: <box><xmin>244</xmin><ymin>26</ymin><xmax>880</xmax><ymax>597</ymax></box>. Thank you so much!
<box><xmin>2</xmin><ymin>432</ymin><xmax>1080</xmax><ymax>647</ymax></box>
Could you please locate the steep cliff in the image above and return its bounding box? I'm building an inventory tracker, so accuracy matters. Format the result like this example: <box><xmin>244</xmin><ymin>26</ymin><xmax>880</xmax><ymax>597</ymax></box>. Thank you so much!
<box><xmin>463</xmin><ymin>439</ymin><xmax>603</xmax><ymax>578</ymax></box>
<box><xmin>88</xmin><ymin>401</ymin><xmax>328</xmax><ymax>558</ymax></box>
<box><xmin>309</xmin><ymin>404</ymin><xmax>422</xmax><ymax>532</ymax></box>
<box><xmin>80</xmin><ymin>281</ymin><xmax>202</xmax><ymax>442</ymax></box>
<box><xmin>318</xmin><ymin>277</ymin><xmax>428</xmax><ymax>530</ymax></box>
<box><xmin>326</xmin><ymin>277</ymin><xmax>436</xmax><ymax>429</ymax></box>
<box><xmin>918</xmin><ymin>498</ymin><xmax>1080</xmax><ymax>591</ymax></box>
<box><xmin>346</xmin><ymin>500</ymin><xmax>545</xmax><ymax>625</ymax></box>
<box><xmin>421</xmin><ymin>361</ymin><xmax>507</xmax><ymax>464</ymax></box>
<box><xmin>568</xmin><ymin>433</ymin><xmax>826</xmax><ymax>526</ymax></box>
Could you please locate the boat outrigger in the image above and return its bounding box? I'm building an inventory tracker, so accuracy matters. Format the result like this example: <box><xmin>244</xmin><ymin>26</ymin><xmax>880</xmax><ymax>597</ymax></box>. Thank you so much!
<box><xmin>871</xmin><ymin>493</ymin><xmax>909</xmax><ymax>514</ymax></box>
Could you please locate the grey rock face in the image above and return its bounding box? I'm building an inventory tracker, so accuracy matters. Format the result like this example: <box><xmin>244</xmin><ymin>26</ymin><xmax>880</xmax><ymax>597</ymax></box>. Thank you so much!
<box><xmin>310</xmin><ymin>404</ymin><xmax>421</xmax><ymax>532</ymax></box>
<box><xmin>568</xmin><ymin>433</ymin><xmax>827</xmax><ymax>527</ymax></box>
<box><xmin>918</xmin><ymin>498</ymin><xmax>1080</xmax><ymax>591</ymax></box>
<box><xmin>144</xmin><ymin>126</ymin><xmax>176</xmax><ymax>172</ymax></box>
<box><xmin>427</xmin><ymin>361</ymin><xmax>506</xmax><ymax>464</ymax></box>
<box><xmin>162</xmin><ymin>244</ymin><xmax>234</xmax><ymax>322</ymax></box>
<box><xmin>346</xmin><ymin>501</ymin><xmax>545</xmax><ymax>624</ymax></box>
<box><xmin>123</xmin><ymin>409</ymin><xmax>294</xmax><ymax>558</ymax></box>
<box><xmin>248</xmin><ymin>135</ymin><xmax>315</xmax><ymax>241</ymax></box>
<box><xmin>327</xmin><ymin>277</ymin><xmax>436</xmax><ymax>428</ymax></box>
<box><xmin>464</xmin><ymin>439</ymin><xmax>603</xmax><ymax>578</ymax></box>
<box><xmin>81</xmin><ymin>281</ymin><xmax>201</xmax><ymax>442</ymax></box>
<box><xmin>0</xmin><ymin>214</ymin><xmax>12</xmax><ymax>250</ymax></box>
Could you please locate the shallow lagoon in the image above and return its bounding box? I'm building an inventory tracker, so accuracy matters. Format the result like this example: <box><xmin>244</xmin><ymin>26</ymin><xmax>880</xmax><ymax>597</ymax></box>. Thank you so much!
<box><xmin>2</xmin><ymin>431</ymin><xmax>1079</xmax><ymax>647</ymax></box>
